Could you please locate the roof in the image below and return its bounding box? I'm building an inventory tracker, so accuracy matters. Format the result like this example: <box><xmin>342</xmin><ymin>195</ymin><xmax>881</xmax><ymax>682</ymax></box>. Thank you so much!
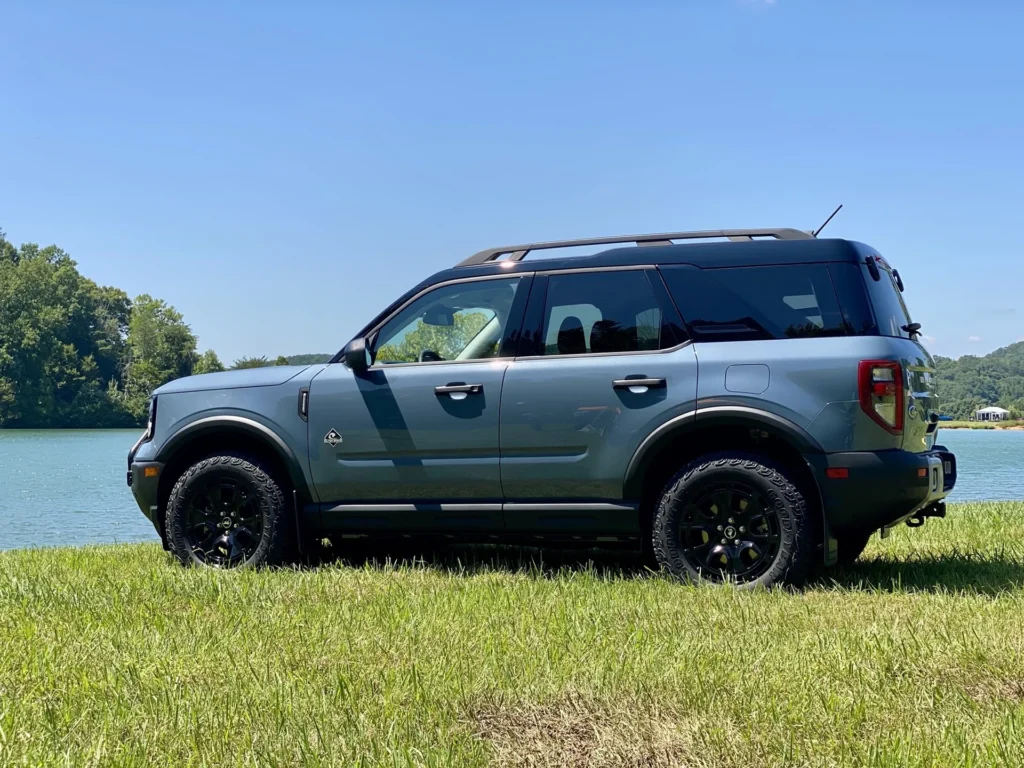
<box><xmin>977</xmin><ymin>406</ymin><xmax>1011</xmax><ymax>413</ymax></box>
<box><xmin>424</xmin><ymin>237</ymin><xmax>869</xmax><ymax>287</ymax></box>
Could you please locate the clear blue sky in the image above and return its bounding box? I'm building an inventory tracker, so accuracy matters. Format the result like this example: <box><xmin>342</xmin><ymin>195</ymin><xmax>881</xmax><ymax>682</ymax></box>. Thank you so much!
<box><xmin>2</xmin><ymin>1</ymin><xmax>1022</xmax><ymax>362</ymax></box>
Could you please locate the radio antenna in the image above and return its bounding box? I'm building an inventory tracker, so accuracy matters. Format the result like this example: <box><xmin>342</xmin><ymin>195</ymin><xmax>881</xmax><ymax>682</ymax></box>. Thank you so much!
<box><xmin>813</xmin><ymin>204</ymin><xmax>843</xmax><ymax>237</ymax></box>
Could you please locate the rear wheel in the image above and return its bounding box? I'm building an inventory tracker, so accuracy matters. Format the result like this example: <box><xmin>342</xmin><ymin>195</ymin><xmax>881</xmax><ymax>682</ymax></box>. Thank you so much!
<box><xmin>652</xmin><ymin>451</ymin><xmax>818</xmax><ymax>589</ymax></box>
<box><xmin>165</xmin><ymin>454</ymin><xmax>295</xmax><ymax>569</ymax></box>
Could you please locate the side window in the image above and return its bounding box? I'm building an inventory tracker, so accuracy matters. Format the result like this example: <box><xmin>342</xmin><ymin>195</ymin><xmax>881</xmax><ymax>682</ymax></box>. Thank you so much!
<box><xmin>540</xmin><ymin>270</ymin><xmax>671</xmax><ymax>355</ymax></box>
<box><xmin>373</xmin><ymin>277</ymin><xmax>521</xmax><ymax>364</ymax></box>
<box><xmin>661</xmin><ymin>264</ymin><xmax>849</xmax><ymax>342</ymax></box>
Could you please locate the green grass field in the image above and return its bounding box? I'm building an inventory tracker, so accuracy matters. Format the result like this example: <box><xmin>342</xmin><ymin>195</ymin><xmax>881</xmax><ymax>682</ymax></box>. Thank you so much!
<box><xmin>3</xmin><ymin>502</ymin><xmax>1024</xmax><ymax>767</ymax></box>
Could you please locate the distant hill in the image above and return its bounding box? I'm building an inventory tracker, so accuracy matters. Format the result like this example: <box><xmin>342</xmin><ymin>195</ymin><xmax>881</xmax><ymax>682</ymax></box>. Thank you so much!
<box><xmin>284</xmin><ymin>353</ymin><xmax>332</xmax><ymax>365</ymax></box>
<box><xmin>935</xmin><ymin>341</ymin><xmax>1024</xmax><ymax>419</ymax></box>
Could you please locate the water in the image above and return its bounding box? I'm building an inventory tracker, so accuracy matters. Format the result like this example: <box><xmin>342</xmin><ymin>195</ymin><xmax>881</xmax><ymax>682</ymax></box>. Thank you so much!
<box><xmin>0</xmin><ymin>428</ymin><xmax>1022</xmax><ymax>551</ymax></box>
<box><xmin>1</xmin><ymin>430</ymin><xmax>158</xmax><ymax>551</ymax></box>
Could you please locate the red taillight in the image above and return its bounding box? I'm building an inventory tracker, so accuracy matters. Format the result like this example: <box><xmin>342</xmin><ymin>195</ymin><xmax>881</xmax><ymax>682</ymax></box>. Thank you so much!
<box><xmin>858</xmin><ymin>360</ymin><xmax>904</xmax><ymax>434</ymax></box>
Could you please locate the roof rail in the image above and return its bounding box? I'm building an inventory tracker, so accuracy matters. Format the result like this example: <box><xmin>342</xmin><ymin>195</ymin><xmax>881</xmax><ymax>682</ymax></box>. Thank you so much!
<box><xmin>456</xmin><ymin>227</ymin><xmax>815</xmax><ymax>267</ymax></box>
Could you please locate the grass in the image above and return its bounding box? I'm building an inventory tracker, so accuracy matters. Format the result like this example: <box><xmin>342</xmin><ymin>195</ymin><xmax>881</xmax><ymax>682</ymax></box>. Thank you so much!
<box><xmin>2</xmin><ymin>502</ymin><xmax>1024</xmax><ymax>767</ymax></box>
<box><xmin>938</xmin><ymin>420</ymin><xmax>1024</xmax><ymax>429</ymax></box>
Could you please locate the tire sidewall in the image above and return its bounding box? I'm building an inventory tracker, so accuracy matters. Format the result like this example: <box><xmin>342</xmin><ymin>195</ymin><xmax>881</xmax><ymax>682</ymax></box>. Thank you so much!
<box><xmin>653</xmin><ymin>453</ymin><xmax>812</xmax><ymax>589</ymax></box>
<box><xmin>165</xmin><ymin>455</ymin><xmax>285</xmax><ymax>569</ymax></box>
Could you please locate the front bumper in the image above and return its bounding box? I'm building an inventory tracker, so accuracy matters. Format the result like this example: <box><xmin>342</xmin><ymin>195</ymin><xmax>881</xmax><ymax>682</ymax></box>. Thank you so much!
<box><xmin>128</xmin><ymin>461</ymin><xmax>164</xmax><ymax>524</ymax></box>
<box><xmin>127</xmin><ymin>431</ymin><xmax>163</xmax><ymax>526</ymax></box>
<box><xmin>815</xmin><ymin>447</ymin><xmax>957</xmax><ymax>536</ymax></box>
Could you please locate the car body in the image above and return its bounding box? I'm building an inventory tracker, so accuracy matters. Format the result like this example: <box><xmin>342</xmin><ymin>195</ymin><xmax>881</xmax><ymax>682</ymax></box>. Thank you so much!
<box><xmin>129</xmin><ymin>227</ymin><xmax>957</xmax><ymax>586</ymax></box>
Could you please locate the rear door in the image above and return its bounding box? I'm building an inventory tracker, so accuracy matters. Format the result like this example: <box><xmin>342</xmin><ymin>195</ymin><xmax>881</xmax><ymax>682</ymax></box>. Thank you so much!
<box><xmin>498</xmin><ymin>267</ymin><xmax>697</xmax><ymax>532</ymax></box>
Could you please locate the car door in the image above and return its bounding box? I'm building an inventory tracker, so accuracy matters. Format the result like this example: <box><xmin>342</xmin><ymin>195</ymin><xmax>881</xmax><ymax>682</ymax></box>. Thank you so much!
<box><xmin>498</xmin><ymin>267</ymin><xmax>698</xmax><ymax>533</ymax></box>
<box><xmin>308</xmin><ymin>273</ymin><xmax>531</xmax><ymax>532</ymax></box>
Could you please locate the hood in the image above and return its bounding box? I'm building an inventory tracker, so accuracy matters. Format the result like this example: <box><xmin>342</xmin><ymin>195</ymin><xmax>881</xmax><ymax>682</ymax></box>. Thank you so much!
<box><xmin>153</xmin><ymin>365</ymin><xmax>313</xmax><ymax>395</ymax></box>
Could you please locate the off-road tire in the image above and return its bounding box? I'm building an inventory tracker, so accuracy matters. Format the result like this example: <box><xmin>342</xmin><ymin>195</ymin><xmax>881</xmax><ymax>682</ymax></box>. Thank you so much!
<box><xmin>652</xmin><ymin>451</ymin><xmax>819</xmax><ymax>589</ymax></box>
<box><xmin>165</xmin><ymin>453</ymin><xmax>296</xmax><ymax>568</ymax></box>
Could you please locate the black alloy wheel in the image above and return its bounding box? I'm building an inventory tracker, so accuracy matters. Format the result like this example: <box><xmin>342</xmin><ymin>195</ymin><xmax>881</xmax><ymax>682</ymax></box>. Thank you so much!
<box><xmin>677</xmin><ymin>480</ymin><xmax>780</xmax><ymax>582</ymax></box>
<box><xmin>183</xmin><ymin>476</ymin><xmax>263</xmax><ymax>567</ymax></box>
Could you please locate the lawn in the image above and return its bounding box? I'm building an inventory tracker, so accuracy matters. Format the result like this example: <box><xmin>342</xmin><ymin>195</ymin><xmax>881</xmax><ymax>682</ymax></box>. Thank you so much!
<box><xmin>2</xmin><ymin>502</ymin><xmax>1024</xmax><ymax>767</ymax></box>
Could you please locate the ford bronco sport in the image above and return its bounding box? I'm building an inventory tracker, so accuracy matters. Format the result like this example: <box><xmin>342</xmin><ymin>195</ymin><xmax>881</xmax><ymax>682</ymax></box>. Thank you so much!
<box><xmin>128</xmin><ymin>227</ymin><xmax>957</xmax><ymax>587</ymax></box>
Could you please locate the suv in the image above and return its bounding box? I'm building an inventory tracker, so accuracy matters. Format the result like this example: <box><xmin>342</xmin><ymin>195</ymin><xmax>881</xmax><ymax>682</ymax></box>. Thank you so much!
<box><xmin>128</xmin><ymin>227</ymin><xmax>957</xmax><ymax>587</ymax></box>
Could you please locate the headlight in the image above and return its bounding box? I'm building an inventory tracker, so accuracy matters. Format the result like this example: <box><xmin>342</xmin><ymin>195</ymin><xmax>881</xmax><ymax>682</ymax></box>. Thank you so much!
<box><xmin>147</xmin><ymin>396</ymin><xmax>158</xmax><ymax>439</ymax></box>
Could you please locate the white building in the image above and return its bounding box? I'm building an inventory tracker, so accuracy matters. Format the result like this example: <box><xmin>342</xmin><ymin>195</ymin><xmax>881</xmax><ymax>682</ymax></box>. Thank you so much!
<box><xmin>975</xmin><ymin>406</ymin><xmax>1011</xmax><ymax>422</ymax></box>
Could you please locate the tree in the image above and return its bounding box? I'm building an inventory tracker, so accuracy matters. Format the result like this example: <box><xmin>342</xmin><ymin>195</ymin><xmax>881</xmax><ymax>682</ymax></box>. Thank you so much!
<box><xmin>274</xmin><ymin>355</ymin><xmax>290</xmax><ymax>366</ymax></box>
<box><xmin>0</xmin><ymin>229</ymin><xmax>211</xmax><ymax>427</ymax></box>
<box><xmin>122</xmin><ymin>294</ymin><xmax>199</xmax><ymax>419</ymax></box>
<box><xmin>232</xmin><ymin>356</ymin><xmax>270</xmax><ymax>369</ymax></box>
<box><xmin>194</xmin><ymin>350</ymin><xmax>225</xmax><ymax>375</ymax></box>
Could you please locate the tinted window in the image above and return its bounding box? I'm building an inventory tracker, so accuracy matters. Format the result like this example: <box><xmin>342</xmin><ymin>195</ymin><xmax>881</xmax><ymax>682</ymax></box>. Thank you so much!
<box><xmin>661</xmin><ymin>264</ymin><xmax>849</xmax><ymax>342</ymax></box>
<box><xmin>540</xmin><ymin>270</ymin><xmax>670</xmax><ymax>355</ymax></box>
<box><xmin>373</xmin><ymin>277</ymin><xmax>521</xmax><ymax>364</ymax></box>
<box><xmin>860</xmin><ymin>260</ymin><xmax>912</xmax><ymax>338</ymax></box>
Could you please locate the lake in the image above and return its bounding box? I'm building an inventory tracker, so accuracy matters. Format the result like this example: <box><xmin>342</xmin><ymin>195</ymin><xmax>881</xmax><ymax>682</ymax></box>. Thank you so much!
<box><xmin>1</xmin><ymin>428</ymin><xmax>1022</xmax><ymax>551</ymax></box>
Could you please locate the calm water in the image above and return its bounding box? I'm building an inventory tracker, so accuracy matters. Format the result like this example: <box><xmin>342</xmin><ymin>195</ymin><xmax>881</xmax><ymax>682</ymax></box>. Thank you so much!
<box><xmin>1</xmin><ymin>428</ymin><xmax>1022</xmax><ymax>551</ymax></box>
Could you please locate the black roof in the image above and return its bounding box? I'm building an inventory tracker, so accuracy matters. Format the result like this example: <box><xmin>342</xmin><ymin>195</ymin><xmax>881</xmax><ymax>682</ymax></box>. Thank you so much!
<box><xmin>425</xmin><ymin>237</ymin><xmax>868</xmax><ymax>287</ymax></box>
<box><xmin>347</xmin><ymin>235</ymin><xmax>875</xmax><ymax>344</ymax></box>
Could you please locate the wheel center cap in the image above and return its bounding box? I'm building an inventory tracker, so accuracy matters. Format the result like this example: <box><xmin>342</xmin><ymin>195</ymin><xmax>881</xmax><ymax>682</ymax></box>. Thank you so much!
<box><xmin>220</xmin><ymin>517</ymin><xmax>233</xmax><ymax>530</ymax></box>
<box><xmin>723</xmin><ymin>525</ymin><xmax>737</xmax><ymax>539</ymax></box>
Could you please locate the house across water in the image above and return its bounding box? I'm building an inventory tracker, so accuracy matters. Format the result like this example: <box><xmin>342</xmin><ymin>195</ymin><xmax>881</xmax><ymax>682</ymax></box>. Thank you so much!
<box><xmin>975</xmin><ymin>406</ymin><xmax>1011</xmax><ymax>422</ymax></box>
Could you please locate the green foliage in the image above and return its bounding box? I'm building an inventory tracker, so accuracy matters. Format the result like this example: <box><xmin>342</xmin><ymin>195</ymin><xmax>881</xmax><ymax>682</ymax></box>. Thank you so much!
<box><xmin>935</xmin><ymin>341</ymin><xmax>1024</xmax><ymax>419</ymax></box>
<box><xmin>232</xmin><ymin>355</ymin><xmax>270</xmax><ymax>369</ymax></box>
<box><xmin>284</xmin><ymin>353</ymin><xmax>332</xmax><ymax>365</ymax></box>
<box><xmin>376</xmin><ymin>312</ymin><xmax>492</xmax><ymax>363</ymax></box>
<box><xmin>274</xmin><ymin>355</ymin><xmax>290</xmax><ymax>366</ymax></box>
<box><xmin>193</xmin><ymin>350</ymin><xmax>225</xmax><ymax>375</ymax></box>
<box><xmin>0</xmin><ymin>230</ymin><xmax>203</xmax><ymax>427</ymax></box>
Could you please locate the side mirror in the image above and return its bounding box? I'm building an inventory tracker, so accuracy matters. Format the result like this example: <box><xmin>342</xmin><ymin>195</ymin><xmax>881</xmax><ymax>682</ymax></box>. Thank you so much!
<box><xmin>342</xmin><ymin>337</ymin><xmax>372</xmax><ymax>373</ymax></box>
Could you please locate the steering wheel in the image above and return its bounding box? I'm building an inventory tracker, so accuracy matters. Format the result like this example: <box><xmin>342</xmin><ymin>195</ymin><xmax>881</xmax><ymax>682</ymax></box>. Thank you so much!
<box><xmin>418</xmin><ymin>349</ymin><xmax>443</xmax><ymax>363</ymax></box>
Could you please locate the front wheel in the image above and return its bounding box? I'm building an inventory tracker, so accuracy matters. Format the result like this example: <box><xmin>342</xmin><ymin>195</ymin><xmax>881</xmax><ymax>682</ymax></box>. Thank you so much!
<box><xmin>165</xmin><ymin>454</ymin><xmax>295</xmax><ymax>569</ymax></box>
<box><xmin>651</xmin><ymin>451</ymin><xmax>818</xmax><ymax>589</ymax></box>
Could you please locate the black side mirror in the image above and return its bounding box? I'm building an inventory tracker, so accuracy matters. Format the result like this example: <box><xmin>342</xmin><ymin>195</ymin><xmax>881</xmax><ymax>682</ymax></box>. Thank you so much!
<box><xmin>342</xmin><ymin>337</ymin><xmax>372</xmax><ymax>373</ymax></box>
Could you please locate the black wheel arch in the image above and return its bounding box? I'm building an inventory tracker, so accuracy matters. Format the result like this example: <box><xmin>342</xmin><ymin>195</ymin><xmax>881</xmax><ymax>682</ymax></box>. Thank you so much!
<box><xmin>625</xmin><ymin>406</ymin><xmax>830</xmax><ymax>559</ymax></box>
<box><xmin>154</xmin><ymin>416</ymin><xmax>314</xmax><ymax>538</ymax></box>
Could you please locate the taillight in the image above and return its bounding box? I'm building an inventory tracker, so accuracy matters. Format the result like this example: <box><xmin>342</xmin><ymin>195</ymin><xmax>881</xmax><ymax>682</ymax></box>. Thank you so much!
<box><xmin>858</xmin><ymin>360</ymin><xmax>903</xmax><ymax>434</ymax></box>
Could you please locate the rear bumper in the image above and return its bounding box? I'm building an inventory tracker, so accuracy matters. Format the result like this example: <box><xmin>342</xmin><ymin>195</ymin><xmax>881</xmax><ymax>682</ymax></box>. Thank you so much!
<box><xmin>814</xmin><ymin>447</ymin><xmax>956</xmax><ymax>535</ymax></box>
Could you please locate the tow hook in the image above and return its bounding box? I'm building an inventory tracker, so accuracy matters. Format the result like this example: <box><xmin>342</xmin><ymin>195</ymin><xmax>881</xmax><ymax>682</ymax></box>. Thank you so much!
<box><xmin>906</xmin><ymin>501</ymin><xmax>947</xmax><ymax>528</ymax></box>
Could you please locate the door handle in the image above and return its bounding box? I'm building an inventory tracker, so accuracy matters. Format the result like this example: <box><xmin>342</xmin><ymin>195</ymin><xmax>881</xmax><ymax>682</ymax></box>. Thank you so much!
<box><xmin>612</xmin><ymin>377</ymin><xmax>666</xmax><ymax>392</ymax></box>
<box><xmin>435</xmin><ymin>383</ymin><xmax>483</xmax><ymax>396</ymax></box>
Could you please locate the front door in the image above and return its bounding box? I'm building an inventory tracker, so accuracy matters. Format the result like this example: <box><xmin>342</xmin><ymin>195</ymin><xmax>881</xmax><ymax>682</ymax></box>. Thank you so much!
<box><xmin>499</xmin><ymin>268</ymin><xmax>698</xmax><ymax>532</ymax></box>
<box><xmin>308</xmin><ymin>274</ymin><xmax>529</xmax><ymax>532</ymax></box>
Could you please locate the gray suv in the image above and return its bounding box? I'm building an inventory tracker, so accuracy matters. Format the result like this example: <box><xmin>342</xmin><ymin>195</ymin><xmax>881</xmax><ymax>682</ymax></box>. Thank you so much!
<box><xmin>128</xmin><ymin>227</ymin><xmax>957</xmax><ymax>587</ymax></box>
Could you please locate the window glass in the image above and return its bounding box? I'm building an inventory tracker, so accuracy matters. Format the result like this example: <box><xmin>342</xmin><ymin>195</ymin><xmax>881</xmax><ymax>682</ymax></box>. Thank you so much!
<box><xmin>373</xmin><ymin>277</ymin><xmax>521</xmax><ymax>364</ymax></box>
<box><xmin>661</xmin><ymin>264</ymin><xmax>849</xmax><ymax>341</ymax></box>
<box><xmin>540</xmin><ymin>271</ymin><xmax>668</xmax><ymax>355</ymax></box>
<box><xmin>860</xmin><ymin>261</ymin><xmax>912</xmax><ymax>338</ymax></box>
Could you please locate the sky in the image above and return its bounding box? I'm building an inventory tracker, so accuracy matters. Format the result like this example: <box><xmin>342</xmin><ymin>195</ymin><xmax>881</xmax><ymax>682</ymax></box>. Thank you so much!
<box><xmin>2</xmin><ymin>0</ymin><xmax>1022</xmax><ymax>363</ymax></box>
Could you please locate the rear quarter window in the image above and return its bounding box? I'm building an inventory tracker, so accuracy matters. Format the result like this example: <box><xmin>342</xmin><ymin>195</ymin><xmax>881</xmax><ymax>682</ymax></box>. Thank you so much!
<box><xmin>660</xmin><ymin>264</ymin><xmax>850</xmax><ymax>342</ymax></box>
<box><xmin>859</xmin><ymin>260</ymin><xmax>912</xmax><ymax>338</ymax></box>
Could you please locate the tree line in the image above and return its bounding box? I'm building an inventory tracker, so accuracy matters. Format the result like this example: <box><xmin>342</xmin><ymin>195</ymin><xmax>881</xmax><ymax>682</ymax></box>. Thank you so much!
<box><xmin>0</xmin><ymin>231</ymin><xmax>320</xmax><ymax>428</ymax></box>
<box><xmin>934</xmin><ymin>342</ymin><xmax>1024</xmax><ymax>420</ymax></box>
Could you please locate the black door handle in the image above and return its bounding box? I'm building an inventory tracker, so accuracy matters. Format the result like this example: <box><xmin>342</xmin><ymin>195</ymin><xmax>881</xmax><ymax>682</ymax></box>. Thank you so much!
<box><xmin>435</xmin><ymin>383</ymin><xmax>483</xmax><ymax>395</ymax></box>
<box><xmin>612</xmin><ymin>377</ymin><xmax>666</xmax><ymax>390</ymax></box>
